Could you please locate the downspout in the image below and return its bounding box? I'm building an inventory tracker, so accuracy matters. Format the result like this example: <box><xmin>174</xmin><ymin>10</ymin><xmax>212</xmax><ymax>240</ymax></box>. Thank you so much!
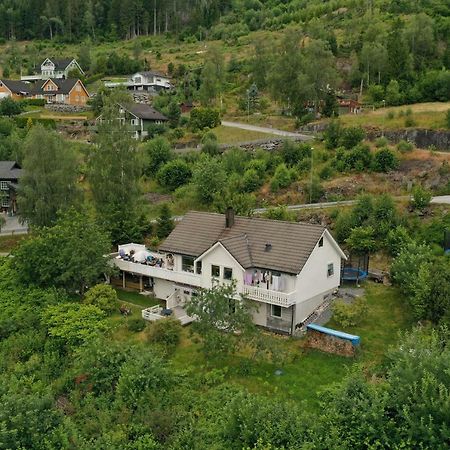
<box><xmin>291</xmin><ymin>304</ymin><xmax>295</xmax><ymax>336</ymax></box>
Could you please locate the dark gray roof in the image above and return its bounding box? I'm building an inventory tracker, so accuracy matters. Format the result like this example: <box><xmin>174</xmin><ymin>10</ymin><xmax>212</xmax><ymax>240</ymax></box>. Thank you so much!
<box><xmin>159</xmin><ymin>211</ymin><xmax>327</xmax><ymax>274</ymax></box>
<box><xmin>0</xmin><ymin>80</ymin><xmax>32</xmax><ymax>95</ymax></box>
<box><xmin>123</xmin><ymin>103</ymin><xmax>168</xmax><ymax>121</ymax></box>
<box><xmin>43</xmin><ymin>58</ymin><xmax>74</xmax><ymax>70</ymax></box>
<box><xmin>0</xmin><ymin>161</ymin><xmax>22</xmax><ymax>180</ymax></box>
<box><xmin>34</xmin><ymin>78</ymin><xmax>81</xmax><ymax>95</ymax></box>
<box><xmin>139</xmin><ymin>71</ymin><xmax>168</xmax><ymax>79</ymax></box>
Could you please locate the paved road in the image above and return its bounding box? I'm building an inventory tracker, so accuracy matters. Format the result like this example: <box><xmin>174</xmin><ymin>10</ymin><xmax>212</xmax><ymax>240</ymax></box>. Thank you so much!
<box><xmin>431</xmin><ymin>195</ymin><xmax>450</xmax><ymax>205</ymax></box>
<box><xmin>0</xmin><ymin>216</ymin><xmax>28</xmax><ymax>236</ymax></box>
<box><xmin>221</xmin><ymin>120</ymin><xmax>313</xmax><ymax>140</ymax></box>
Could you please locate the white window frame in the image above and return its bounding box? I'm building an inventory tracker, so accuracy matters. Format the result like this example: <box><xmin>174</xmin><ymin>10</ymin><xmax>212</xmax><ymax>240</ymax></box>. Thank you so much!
<box><xmin>0</xmin><ymin>181</ymin><xmax>9</xmax><ymax>190</ymax></box>
<box><xmin>271</xmin><ymin>304</ymin><xmax>282</xmax><ymax>318</ymax></box>
<box><xmin>223</xmin><ymin>267</ymin><xmax>233</xmax><ymax>281</ymax></box>
<box><xmin>1</xmin><ymin>197</ymin><xmax>10</xmax><ymax>208</ymax></box>
<box><xmin>327</xmin><ymin>262</ymin><xmax>334</xmax><ymax>277</ymax></box>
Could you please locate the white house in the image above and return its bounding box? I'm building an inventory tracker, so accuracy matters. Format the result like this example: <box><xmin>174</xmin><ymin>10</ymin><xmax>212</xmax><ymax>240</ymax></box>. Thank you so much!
<box><xmin>21</xmin><ymin>58</ymin><xmax>84</xmax><ymax>81</ymax></box>
<box><xmin>111</xmin><ymin>209</ymin><xmax>346</xmax><ymax>334</ymax></box>
<box><xmin>104</xmin><ymin>71</ymin><xmax>172</xmax><ymax>93</ymax></box>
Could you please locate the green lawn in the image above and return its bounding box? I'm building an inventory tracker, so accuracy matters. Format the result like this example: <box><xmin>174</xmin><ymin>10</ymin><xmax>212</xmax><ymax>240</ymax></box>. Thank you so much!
<box><xmin>114</xmin><ymin>288</ymin><xmax>160</xmax><ymax>308</ymax></box>
<box><xmin>335</xmin><ymin>102</ymin><xmax>450</xmax><ymax>130</ymax></box>
<box><xmin>170</xmin><ymin>283</ymin><xmax>412</xmax><ymax>411</ymax></box>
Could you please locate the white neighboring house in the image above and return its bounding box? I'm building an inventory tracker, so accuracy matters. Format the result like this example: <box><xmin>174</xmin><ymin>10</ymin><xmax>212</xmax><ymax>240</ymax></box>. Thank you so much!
<box><xmin>21</xmin><ymin>58</ymin><xmax>84</xmax><ymax>81</ymax></box>
<box><xmin>111</xmin><ymin>209</ymin><xmax>346</xmax><ymax>334</ymax></box>
<box><xmin>104</xmin><ymin>71</ymin><xmax>172</xmax><ymax>93</ymax></box>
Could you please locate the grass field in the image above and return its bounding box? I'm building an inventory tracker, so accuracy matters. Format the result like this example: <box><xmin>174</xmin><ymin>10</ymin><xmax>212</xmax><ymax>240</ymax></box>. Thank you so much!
<box><xmin>167</xmin><ymin>283</ymin><xmax>412</xmax><ymax>410</ymax></box>
<box><xmin>336</xmin><ymin>102</ymin><xmax>450</xmax><ymax>130</ymax></box>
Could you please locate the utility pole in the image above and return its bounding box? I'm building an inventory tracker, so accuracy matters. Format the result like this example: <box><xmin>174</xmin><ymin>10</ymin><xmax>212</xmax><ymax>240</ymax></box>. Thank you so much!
<box><xmin>309</xmin><ymin>147</ymin><xmax>314</xmax><ymax>204</ymax></box>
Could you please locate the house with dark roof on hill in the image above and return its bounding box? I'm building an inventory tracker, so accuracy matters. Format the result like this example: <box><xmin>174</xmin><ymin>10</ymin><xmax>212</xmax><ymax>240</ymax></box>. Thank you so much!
<box><xmin>0</xmin><ymin>161</ymin><xmax>22</xmax><ymax>214</ymax></box>
<box><xmin>21</xmin><ymin>58</ymin><xmax>84</xmax><ymax>81</ymax></box>
<box><xmin>111</xmin><ymin>209</ymin><xmax>346</xmax><ymax>334</ymax></box>
<box><xmin>0</xmin><ymin>80</ymin><xmax>32</xmax><ymax>100</ymax></box>
<box><xmin>32</xmin><ymin>78</ymin><xmax>90</xmax><ymax>106</ymax></box>
<box><xmin>96</xmin><ymin>102</ymin><xmax>168</xmax><ymax>139</ymax></box>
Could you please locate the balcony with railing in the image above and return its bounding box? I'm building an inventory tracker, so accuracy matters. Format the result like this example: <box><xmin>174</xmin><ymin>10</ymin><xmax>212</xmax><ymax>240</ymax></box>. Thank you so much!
<box><xmin>242</xmin><ymin>285</ymin><xmax>296</xmax><ymax>307</ymax></box>
<box><xmin>111</xmin><ymin>243</ymin><xmax>202</xmax><ymax>287</ymax></box>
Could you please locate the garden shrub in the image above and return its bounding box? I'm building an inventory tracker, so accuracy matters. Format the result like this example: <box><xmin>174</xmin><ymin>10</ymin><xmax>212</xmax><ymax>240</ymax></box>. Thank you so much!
<box><xmin>332</xmin><ymin>297</ymin><xmax>368</xmax><ymax>328</ymax></box>
<box><xmin>146</xmin><ymin>317</ymin><xmax>182</xmax><ymax>354</ymax></box>
<box><xmin>83</xmin><ymin>284</ymin><xmax>118</xmax><ymax>315</ymax></box>
<box><xmin>374</xmin><ymin>137</ymin><xmax>389</xmax><ymax>148</ymax></box>
<box><xmin>339</xmin><ymin>126</ymin><xmax>366</xmax><ymax>149</ymax></box>
<box><xmin>372</xmin><ymin>148</ymin><xmax>399</xmax><ymax>172</ymax></box>
<box><xmin>396</xmin><ymin>140</ymin><xmax>414</xmax><ymax>152</ymax></box>
<box><xmin>157</xmin><ymin>159</ymin><xmax>192</xmax><ymax>191</ymax></box>
<box><xmin>334</xmin><ymin>144</ymin><xmax>373</xmax><ymax>172</ymax></box>
<box><xmin>127</xmin><ymin>317</ymin><xmax>147</xmax><ymax>332</ymax></box>
<box><xmin>270</xmin><ymin>163</ymin><xmax>293</xmax><ymax>192</ymax></box>
<box><xmin>242</xmin><ymin>168</ymin><xmax>263</xmax><ymax>192</ymax></box>
<box><xmin>410</xmin><ymin>185</ymin><xmax>432</xmax><ymax>210</ymax></box>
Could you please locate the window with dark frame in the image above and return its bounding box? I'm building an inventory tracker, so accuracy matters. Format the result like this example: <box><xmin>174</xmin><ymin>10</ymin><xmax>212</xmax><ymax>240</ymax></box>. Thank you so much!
<box><xmin>271</xmin><ymin>304</ymin><xmax>282</xmax><ymax>318</ymax></box>
<box><xmin>182</xmin><ymin>256</ymin><xmax>195</xmax><ymax>273</ymax></box>
<box><xmin>211</xmin><ymin>265</ymin><xmax>220</xmax><ymax>278</ymax></box>
<box><xmin>195</xmin><ymin>261</ymin><xmax>202</xmax><ymax>274</ymax></box>
<box><xmin>327</xmin><ymin>263</ymin><xmax>334</xmax><ymax>277</ymax></box>
<box><xmin>318</xmin><ymin>237</ymin><xmax>324</xmax><ymax>247</ymax></box>
<box><xmin>223</xmin><ymin>267</ymin><xmax>233</xmax><ymax>280</ymax></box>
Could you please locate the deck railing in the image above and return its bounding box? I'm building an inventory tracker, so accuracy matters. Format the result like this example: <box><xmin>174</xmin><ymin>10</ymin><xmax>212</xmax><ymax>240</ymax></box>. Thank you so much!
<box><xmin>242</xmin><ymin>285</ymin><xmax>296</xmax><ymax>307</ymax></box>
<box><xmin>113</xmin><ymin>258</ymin><xmax>202</xmax><ymax>287</ymax></box>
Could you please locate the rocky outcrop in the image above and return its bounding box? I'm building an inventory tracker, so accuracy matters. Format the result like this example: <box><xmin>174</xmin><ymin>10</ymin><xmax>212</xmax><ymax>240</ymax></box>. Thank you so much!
<box><xmin>365</xmin><ymin>128</ymin><xmax>450</xmax><ymax>151</ymax></box>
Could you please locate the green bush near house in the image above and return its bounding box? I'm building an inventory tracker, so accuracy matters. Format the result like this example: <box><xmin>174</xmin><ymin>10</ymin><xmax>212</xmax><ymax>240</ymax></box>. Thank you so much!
<box><xmin>127</xmin><ymin>317</ymin><xmax>147</xmax><ymax>332</ymax></box>
<box><xmin>146</xmin><ymin>317</ymin><xmax>183</xmax><ymax>354</ymax></box>
<box><xmin>332</xmin><ymin>297</ymin><xmax>368</xmax><ymax>329</ymax></box>
<box><xmin>83</xmin><ymin>284</ymin><xmax>118</xmax><ymax>315</ymax></box>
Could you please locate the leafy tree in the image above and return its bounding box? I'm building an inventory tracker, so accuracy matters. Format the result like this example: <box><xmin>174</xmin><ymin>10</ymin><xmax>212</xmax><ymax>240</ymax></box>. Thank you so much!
<box><xmin>303</xmin><ymin>176</ymin><xmax>324</xmax><ymax>203</ymax></box>
<box><xmin>385</xmin><ymin>80</ymin><xmax>403</xmax><ymax>106</ymax></box>
<box><xmin>13</xmin><ymin>209</ymin><xmax>113</xmax><ymax>295</ymax></box>
<box><xmin>144</xmin><ymin>137</ymin><xmax>173</xmax><ymax>176</ymax></box>
<box><xmin>43</xmin><ymin>302</ymin><xmax>110</xmax><ymax>347</ymax></box>
<box><xmin>213</xmin><ymin>191</ymin><xmax>256</xmax><ymax>217</ymax></box>
<box><xmin>391</xmin><ymin>241</ymin><xmax>433</xmax><ymax>298</ymax></box>
<box><xmin>346</xmin><ymin>226</ymin><xmax>377</xmax><ymax>254</ymax></box>
<box><xmin>0</xmin><ymin>376</ymin><xmax>62</xmax><ymax>450</ymax></box>
<box><xmin>83</xmin><ymin>284</ymin><xmax>118</xmax><ymax>315</ymax></box>
<box><xmin>89</xmin><ymin>99</ymin><xmax>143</xmax><ymax>244</ymax></box>
<box><xmin>157</xmin><ymin>159</ymin><xmax>192</xmax><ymax>191</ymax></box>
<box><xmin>189</xmin><ymin>107</ymin><xmax>221</xmax><ymax>131</ymax></box>
<box><xmin>185</xmin><ymin>282</ymin><xmax>257</xmax><ymax>358</ymax></box>
<box><xmin>192</xmin><ymin>154</ymin><xmax>226</xmax><ymax>204</ymax></box>
<box><xmin>386</xmin><ymin>226</ymin><xmax>412</xmax><ymax>256</ymax></box>
<box><xmin>18</xmin><ymin>125</ymin><xmax>80</xmax><ymax>228</ymax></box>
<box><xmin>0</xmin><ymin>97</ymin><xmax>23</xmax><ymax>116</ymax></box>
<box><xmin>156</xmin><ymin>204</ymin><xmax>174</xmax><ymax>239</ymax></box>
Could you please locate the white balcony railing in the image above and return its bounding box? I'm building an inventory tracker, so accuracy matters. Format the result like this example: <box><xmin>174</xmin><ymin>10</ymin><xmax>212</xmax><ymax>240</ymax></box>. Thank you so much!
<box><xmin>242</xmin><ymin>285</ymin><xmax>296</xmax><ymax>307</ymax></box>
<box><xmin>114</xmin><ymin>258</ymin><xmax>202</xmax><ymax>287</ymax></box>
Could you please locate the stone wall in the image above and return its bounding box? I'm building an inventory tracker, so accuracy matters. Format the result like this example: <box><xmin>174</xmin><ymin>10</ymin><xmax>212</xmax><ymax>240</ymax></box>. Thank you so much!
<box><xmin>306</xmin><ymin>328</ymin><xmax>357</xmax><ymax>357</ymax></box>
<box><xmin>298</xmin><ymin>122</ymin><xmax>450</xmax><ymax>151</ymax></box>
<box><xmin>45</xmin><ymin>104</ymin><xmax>90</xmax><ymax>114</ymax></box>
<box><xmin>365</xmin><ymin>128</ymin><xmax>450</xmax><ymax>151</ymax></box>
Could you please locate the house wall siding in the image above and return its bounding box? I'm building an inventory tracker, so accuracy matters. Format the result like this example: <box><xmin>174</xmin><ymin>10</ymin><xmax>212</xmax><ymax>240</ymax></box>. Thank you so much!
<box><xmin>198</xmin><ymin>244</ymin><xmax>245</xmax><ymax>291</ymax></box>
<box><xmin>154</xmin><ymin>278</ymin><xmax>175</xmax><ymax>301</ymax></box>
<box><xmin>294</xmin><ymin>232</ymin><xmax>342</xmax><ymax>324</ymax></box>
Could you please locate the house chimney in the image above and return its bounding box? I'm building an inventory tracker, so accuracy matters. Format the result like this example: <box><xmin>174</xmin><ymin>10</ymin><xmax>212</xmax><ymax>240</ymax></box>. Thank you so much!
<box><xmin>225</xmin><ymin>207</ymin><xmax>235</xmax><ymax>228</ymax></box>
<box><xmin>265</xmin><ymin>242</ymin><xmax>272</xmax><ymax>252</ymax></box>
